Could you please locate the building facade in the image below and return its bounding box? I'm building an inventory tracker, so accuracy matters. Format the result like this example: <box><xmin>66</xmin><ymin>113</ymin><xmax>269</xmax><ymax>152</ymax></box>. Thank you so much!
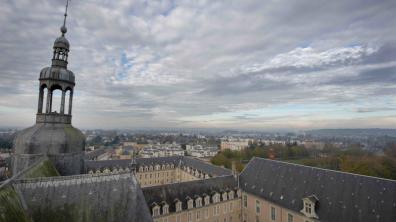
<box><xmin>220</xmin><ymin>139</ymin><xmax>250</xmax><ymax>151</ymax></box>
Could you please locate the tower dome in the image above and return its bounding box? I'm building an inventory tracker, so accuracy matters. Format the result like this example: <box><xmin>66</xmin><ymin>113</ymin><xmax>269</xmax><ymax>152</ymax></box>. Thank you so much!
<box><xmin>12</xmin><ymin>0</ymin><xmax>85</xmax><ymax>176</ymax></box>
<box><xmin>54</xmin><ymin>35</ymin><xmax>70</xmax><ymax>49</ymax></box>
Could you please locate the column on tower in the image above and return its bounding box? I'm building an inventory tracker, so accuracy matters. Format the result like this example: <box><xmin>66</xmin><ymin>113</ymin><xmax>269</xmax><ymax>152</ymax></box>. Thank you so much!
<box><xmin>37</xmin><ymin>86</ymin><xmax>44</xmax><ymax>113</ymax></box>
<box><xmin>68</xmin><ymin>90</ymin><xmax>73</xmax><ymax>115</ymax></box>
<box><xmin>60</xmin><ymin>90</ymin><xmax>66</xmax><ymax>114</ymax></box>
<box><xmin>46</xmin><ymin>89</ymin><xmax>52</xmax><ymax>113</ymax></box>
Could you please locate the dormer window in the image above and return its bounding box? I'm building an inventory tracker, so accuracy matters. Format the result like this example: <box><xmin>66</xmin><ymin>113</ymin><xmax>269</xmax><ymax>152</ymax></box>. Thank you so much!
<box><xmin>162</xmin><ymin>201</ymin><xmax>169</xmax><ymax>214</ymax></box>
<box><xmin>222</xmin><ymin>192</ymin><xmax>228</xmax><ymax>201</ymax></box>
<box><xmin>300</xmin><ymin>195</ymin><xmax>319</xmax><ymax>219</ymax></box>
<box><xmin>204</xmin><ymin>195</ymin><xmax>210</xmax><ymax>206</ymax></box>
<box><xmin>195</xmin><ymin>197</ymin><xmax>202</xmax><ymax>207</ymax></box>
<box><xmin>152</xmin><ymin>204</ymin><xmax>160</xmax><ymax>217</ymax></box>
<box><xmin>305</xmin><ymin>203</ymin><xmax>312</xmax><ymax>214</ymax></box>
<box><xmin>212</xmin><ymin>193</ymin><xmax>220</xmax><ymax>203</ymax></box>
<box><xmin>187</xmin><ymin>197</ymin><xmax>194</xmax><ymax>209</ymax></box>
<box><xmin>228</xmin><ymin>191</ymin><xmax>234</xmax><ymax>200</ymax></box>
<box><xmin>175</xmin><ymin>199</ymin><xmax>182</xmax><ymax>212</ymax></box>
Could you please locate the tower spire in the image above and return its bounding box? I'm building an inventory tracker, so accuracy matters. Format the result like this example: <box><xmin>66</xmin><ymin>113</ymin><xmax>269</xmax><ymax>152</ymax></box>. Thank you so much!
<box><xmin>61</xmin><ymin>0</ymin><xmax>69</xmax><ymax>36</ymax></box>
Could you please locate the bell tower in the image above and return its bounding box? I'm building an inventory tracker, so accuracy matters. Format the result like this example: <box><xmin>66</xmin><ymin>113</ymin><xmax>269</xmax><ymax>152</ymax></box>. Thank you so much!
<box><xmin>12</xmin><ymin>0</ymin><xmax>85</xmax><ymax>176</ymax></box>
<box><xmin>37</xmin><ymin>0</ymin><xmax>74</xmax><ymax>125</ymax></box>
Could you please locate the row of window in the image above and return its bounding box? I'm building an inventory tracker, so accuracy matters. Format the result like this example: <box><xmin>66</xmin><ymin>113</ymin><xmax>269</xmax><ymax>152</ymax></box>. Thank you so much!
<box><xmin>138</xmin><ymin>164</ymin><xmax>175</xmax><ymax>172</ymax></box>
<box><xmin>243</xmin><ymin>194</ymin><xmax>312</xmax><ymax>222</ymax></box>
<box><xmin>155</xmin><ymin>201</ymin><xmax>240</xmax><ymax>222</ymax></box>
<box><xmin>139</xmin><ymin>171</ymin><xmax>174</xmax><ymax>180</ymax></box>
<box><xmin>153</xmin><ymin>190</ymin><xmax>239</xmax><ymax>217</ymax></box>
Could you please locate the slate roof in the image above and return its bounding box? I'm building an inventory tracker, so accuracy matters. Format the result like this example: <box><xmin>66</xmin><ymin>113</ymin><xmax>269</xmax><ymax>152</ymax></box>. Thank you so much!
<box><xmin>85</xmin><ymin>156</ymin><xmax>232</xmax><ymax>177</ymax></box>
<box><xmin>182</xmin><ymin>156</ymin><xmax>232</xmax><ymax>176</ymax></box>
<box><xmin>14</xmin><ymin>172</ymin><xmax>153</xmax><ymax>222</ymax></box>
<box><xmin>142</xmin><ymin>175</ymin><xmax>237</xmax><ymax>213</ymax></box>
<box><xmin>239</xmin><ymin>157</ymin><xmax>396</xmax><ymax>222</ymax></box>
<box><xmin>84</xmin><ymin>148</ymin><xmax>106</xmax><ymax>160</ymax></box>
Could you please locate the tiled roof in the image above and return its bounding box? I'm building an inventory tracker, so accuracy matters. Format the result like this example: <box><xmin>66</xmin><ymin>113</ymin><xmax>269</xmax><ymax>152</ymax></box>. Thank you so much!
<box><xmin>240</xmin><ymin>157</ymin><xmax>396</xmax><ymax>222</ymax></box>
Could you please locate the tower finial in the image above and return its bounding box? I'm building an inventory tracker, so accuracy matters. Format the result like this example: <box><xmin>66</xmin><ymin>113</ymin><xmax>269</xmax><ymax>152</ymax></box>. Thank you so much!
<box><xmin>60</xmin><ymin>0</ymin><xmax>70</xmax><ymax>36</ymax></box>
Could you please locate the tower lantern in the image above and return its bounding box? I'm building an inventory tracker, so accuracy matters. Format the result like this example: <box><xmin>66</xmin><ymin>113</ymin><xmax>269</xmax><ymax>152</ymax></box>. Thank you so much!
<box><xmin>12</xmin><ymin>0</ymin><xmax>85</xmax><ymax>176</ymax></box>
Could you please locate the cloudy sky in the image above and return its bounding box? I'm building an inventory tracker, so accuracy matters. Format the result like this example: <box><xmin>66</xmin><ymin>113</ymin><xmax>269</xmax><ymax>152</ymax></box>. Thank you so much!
<box><xmin>1</xmin><ymin>0</ymin><xmax>396</xmax><ymax>130</ymax></box>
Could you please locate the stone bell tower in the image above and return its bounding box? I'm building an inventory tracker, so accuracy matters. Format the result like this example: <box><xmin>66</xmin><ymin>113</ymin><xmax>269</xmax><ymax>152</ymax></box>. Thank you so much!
<box><xmin>12</xmin><ymin>0</ymin><xmax>85</xmax><ymax>175</ymax></box>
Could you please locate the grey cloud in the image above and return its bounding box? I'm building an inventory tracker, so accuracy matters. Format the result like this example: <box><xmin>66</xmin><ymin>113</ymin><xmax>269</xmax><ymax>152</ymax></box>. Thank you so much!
<box><xmin>1</xmin><ymin>0</ymin><xmax>396</xmax><ymax>129</ymax></box>
<box><xmin>326</xmin><ymin>66</ymin><xmax>396</xmax><ymax>86</ymax></box>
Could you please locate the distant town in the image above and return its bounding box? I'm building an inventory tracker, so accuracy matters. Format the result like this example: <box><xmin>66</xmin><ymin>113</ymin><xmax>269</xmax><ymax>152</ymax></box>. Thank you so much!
<box><xmin>2</xmin><ymin>127</ymin><xmax>396</xmax><ymax>181</ymax></box>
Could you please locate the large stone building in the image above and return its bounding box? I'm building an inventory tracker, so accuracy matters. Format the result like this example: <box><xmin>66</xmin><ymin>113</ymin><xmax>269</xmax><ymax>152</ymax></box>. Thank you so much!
<box><xmin>220</xmin><ymin>139</ymin><xmax>250</xmax><ymax>151</ymax></box>
<box><xmin>0</xmin><ymin>2</ymin><xmax>395</xmax><ymax>222</ymax></box>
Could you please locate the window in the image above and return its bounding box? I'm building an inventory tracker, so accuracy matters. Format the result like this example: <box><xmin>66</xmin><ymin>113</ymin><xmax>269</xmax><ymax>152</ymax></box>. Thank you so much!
<box><xmin>256</xmin><ymin>215</ymin><xmax>260</xmax><ymax>222</ymax></box>
<box><xmin>188</xmin><ymin>212</ymin><xmax>192</xmax><ymax>222</ymax></box>
<box><xmin>243</xmin><ymin>213</ymin><xmax>247</xmax><ymax>222</ymax></box>
<box><xmin>229</xmin><ymin>202</ymin><xmax>233</xmax><ymax>211</ymax></box>
<box><xmin>196</xmin><ymin>210</ymin><xmax>201</xmax><ymax>221</ymax></box>
<box><xmin>188</xmin><ymin>199</ymin><xmax>194</xmax><ymax>209</ymax></box>
<box><xmin>222</xmin><ymin>193</ymin><xmax>228</xmax><ymax>201</ymax></box>
<box><xmin>243</xmin><ymin>195</ymin><xmax>247</xmax><ymax>208</ymax></box>
<box><xmin>176</xmin><ymin>215</ymin><xmax>181</xmax><ymax>222</ymax></box>
<box><xmin>213</xmin><ymin>205</ymin><xmax>220</xmax><ymax>216</ymax></box>
<box><xmin>152</xmin><ymin>206</ymin><xmax>160</xmax><ymax>217</ymax></box>
<box><xmin>305</xmin><ymin>203</ymin><xmax>312</xmax><ymax>214</ymax></box>
<box><xmin>213</xmin><ymin>193</ymin><xmax>220</xmax><ymax>203</ymax></box>
<box><xmin>229</xmin><ymin>191</ymin><xmax>234</xmax><ymax>200</ymax></box>
<box><xmin>271</xmin><ymin>207</ymin><xmax>276</xmax><ymax>221</ymax></box>
<box><xmin>205</xmin><ymin>209</ymin><xmax>209</xmax><ymax>219</ymax></box>
<box><xmin>163</xmin><ymin>218</ymin><xmax>168</xmax><ymax>222</ymax></box>
<box><xmin>256</xmin><ymin>200</ymin><xmax>260</xmax><ymax>214</ymax></box>
<box><xmin>288</xmin><ymin>213</ymin><xmax>294</xmax><ymax>222</ymax></box>
<box><xmin>163</xmin><ymin>205</ymin><xmax>169</xmax><ymax>215</ymax></box>
<box><xmin>196</xmin><ymin>198</ymin><xmax>202</xmax><ymax>207</ymax></box>
<box><xmin>176</xmin><ymin>201</ymin><xmax>182</xmax><ymax>212</ymax></box>
<box><xmin>224</xmin><ymin>204</ymin><xmax>227</xmax><ymax>213</ymax></box>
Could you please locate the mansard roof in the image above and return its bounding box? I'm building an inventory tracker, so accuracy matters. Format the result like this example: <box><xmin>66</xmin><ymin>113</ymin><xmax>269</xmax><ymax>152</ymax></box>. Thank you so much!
<box><xmin>84</xmin><ymin>156</ymin><xmax>232</xmax><ymax>176</ymax></box>
<box><xmin>240</xmin><ymin>157</ymin><xmax>396</xmax><ymax>222</ymax></box>
<box><xmin>142</xmin><ymin>175</ymin><xmax>237</xmax><ymax>213</ymax></box>
<box><xmin>13</xmin><ymin>172</ymin><xmax>153</xmax><ymax>222</ymax></box>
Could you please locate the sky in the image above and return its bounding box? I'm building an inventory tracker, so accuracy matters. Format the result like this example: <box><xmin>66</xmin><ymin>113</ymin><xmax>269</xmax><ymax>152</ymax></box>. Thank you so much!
<box><xmin>0</xmin><ymin>0</ymin><xmax>396</xmax><ymax>130</ymax></box>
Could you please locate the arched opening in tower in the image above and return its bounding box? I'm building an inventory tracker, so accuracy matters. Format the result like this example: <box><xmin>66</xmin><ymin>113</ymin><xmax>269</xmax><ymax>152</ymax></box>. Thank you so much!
<box><xmin>52</xmin><ymin>89</ymin><xmax>62</xmax><ymax>114</ymax></box>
